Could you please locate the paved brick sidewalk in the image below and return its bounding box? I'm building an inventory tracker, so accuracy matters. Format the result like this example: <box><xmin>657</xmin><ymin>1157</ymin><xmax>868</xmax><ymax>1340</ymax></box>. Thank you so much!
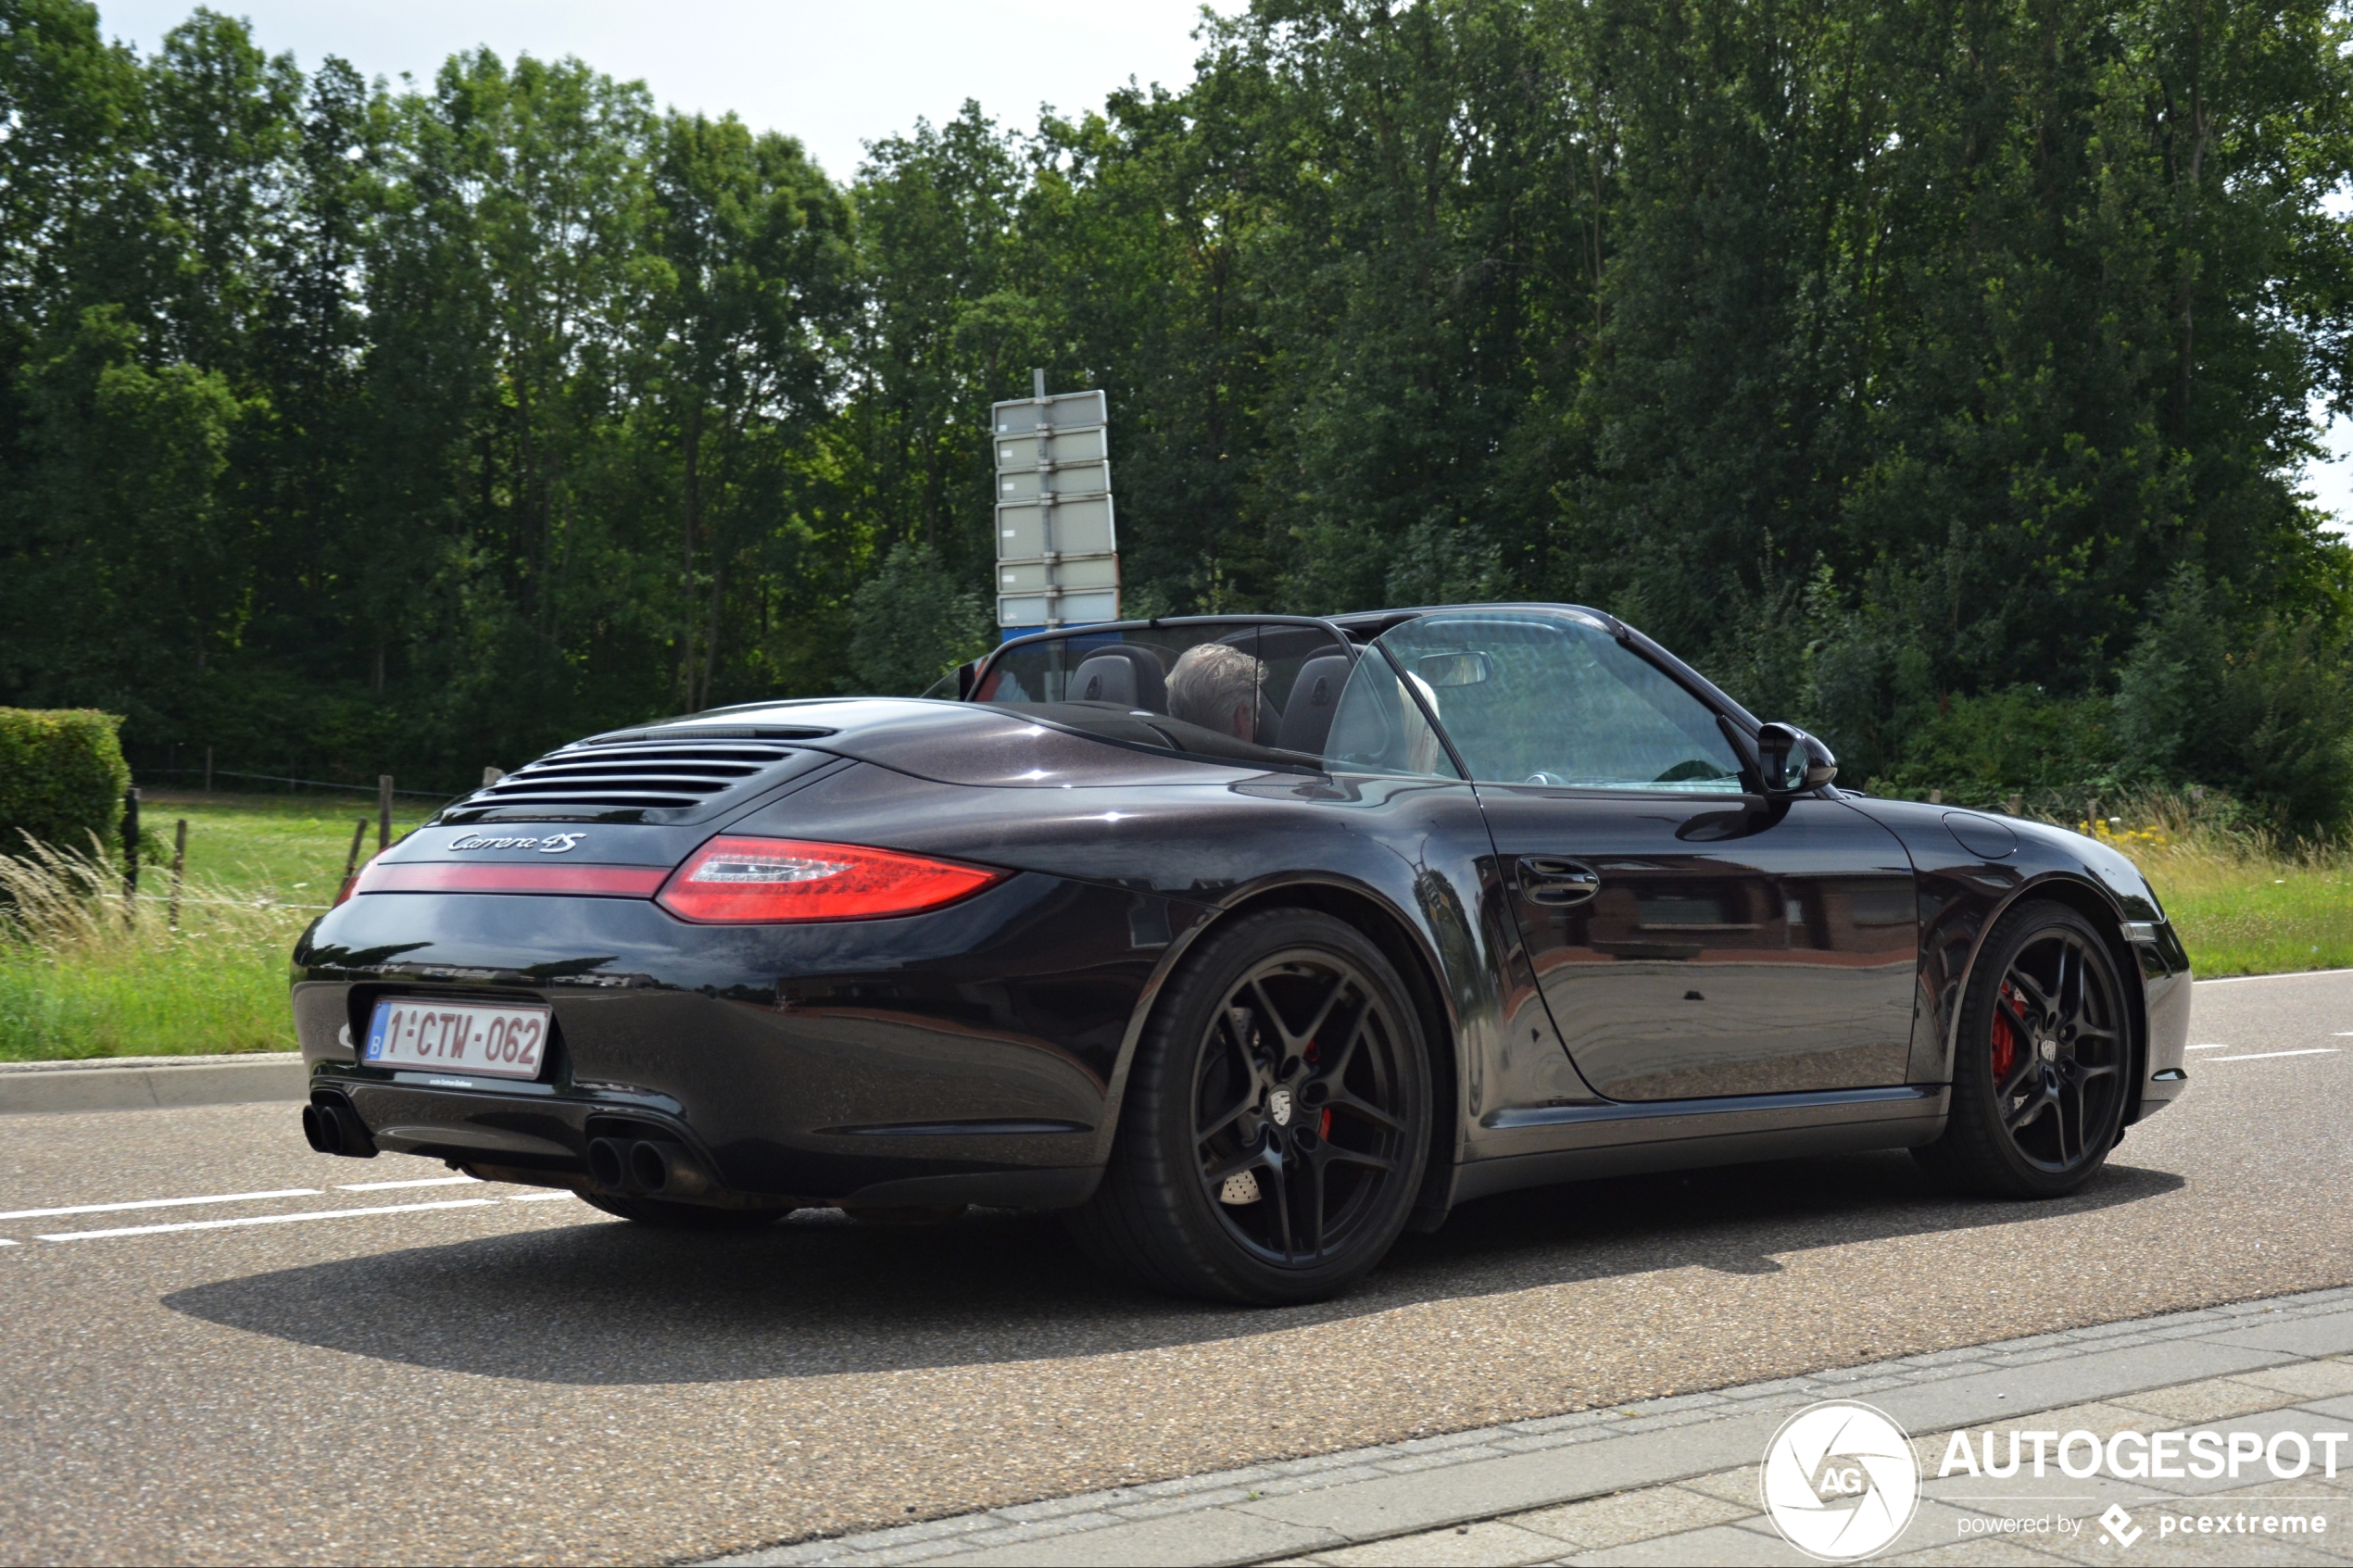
<box><xmin>708</xmin><ymin>1286</ymin><xmax>2353</xmax><ymax>1567</ymax></box>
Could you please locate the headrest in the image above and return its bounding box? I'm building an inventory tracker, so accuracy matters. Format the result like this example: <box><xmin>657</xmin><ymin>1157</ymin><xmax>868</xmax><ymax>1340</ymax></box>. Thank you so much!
<box><xmin>1069</xmin><ymin>646</ymin><xmax>1167</xmax><ymax>711</ymax></box>
<box><xmin>1277</xmin><ymin>654</ymin><xmax>1354</xmax><ymax>755</ymax></box>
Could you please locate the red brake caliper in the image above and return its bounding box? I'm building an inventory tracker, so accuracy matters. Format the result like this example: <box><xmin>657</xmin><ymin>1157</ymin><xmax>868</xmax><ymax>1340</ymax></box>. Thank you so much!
<box><xmin>1990</xmin><ymin>982</ymin><xmax>2019</xmax><ymax>1080</ymax></box>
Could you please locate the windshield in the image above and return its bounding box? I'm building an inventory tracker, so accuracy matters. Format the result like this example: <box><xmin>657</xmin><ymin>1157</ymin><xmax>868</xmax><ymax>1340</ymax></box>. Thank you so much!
<box><xmin>970</xmin><ymin>620</ymin><xmax>1355</xmax><ymax>767</ymax></box>
<box><xmin>1372</xmin><ymin>610</ymin><xmax>1744</xmax><ymax>790</ymax></box>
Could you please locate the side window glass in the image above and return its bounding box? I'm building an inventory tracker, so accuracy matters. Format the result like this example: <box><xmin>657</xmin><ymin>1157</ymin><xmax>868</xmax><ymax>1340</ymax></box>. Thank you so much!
<box><xmin>1375</xmin><ymin>613</ymin><xmax>1743</xmax><ymax>791</ymax></box>
<box><xmin>1321</xmin><ymin>655</ymin><xmax>1461</xmax><ymax>778</ymax></box>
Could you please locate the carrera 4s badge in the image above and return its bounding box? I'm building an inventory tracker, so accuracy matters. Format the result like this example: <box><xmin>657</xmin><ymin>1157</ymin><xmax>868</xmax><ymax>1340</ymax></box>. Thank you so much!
<box><xmin>447</xmin><ymin>832</ymin><xmax>586</xmax><ymax>853</ymax></box>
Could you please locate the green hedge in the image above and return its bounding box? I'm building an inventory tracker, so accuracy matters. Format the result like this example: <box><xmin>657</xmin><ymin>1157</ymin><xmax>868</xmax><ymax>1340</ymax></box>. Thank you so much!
<box><xmin>0</xmin><ymin>709</ymin><xmax>129</xmax><ymax>856</ymax></box>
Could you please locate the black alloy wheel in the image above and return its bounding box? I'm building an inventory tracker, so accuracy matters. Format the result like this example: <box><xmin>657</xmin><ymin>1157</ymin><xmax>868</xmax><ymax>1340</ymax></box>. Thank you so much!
<box><xmin>1068</xmin><ymin>909</ymin><xmax>1431</xmax><ymax>1303</ymax></box>
<box><xmin>1916</xmin><ymin>901</ymin><xmax>2132</xmax><ymax>1198</ymax></box>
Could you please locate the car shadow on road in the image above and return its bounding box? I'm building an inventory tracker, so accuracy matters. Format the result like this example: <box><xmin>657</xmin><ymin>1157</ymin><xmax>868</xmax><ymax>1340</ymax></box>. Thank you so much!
<box><xmin>161</xmin><ymin>1150</ymin><xmax>2184</xmax><ymax>1386</ymax></box>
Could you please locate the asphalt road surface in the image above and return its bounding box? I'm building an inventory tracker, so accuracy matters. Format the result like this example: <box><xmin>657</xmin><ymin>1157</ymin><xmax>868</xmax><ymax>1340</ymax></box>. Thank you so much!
<box><xmin>4</xmin><ymin>972</ymin><xmax>2349</xmax><ymax>1566</ymax></box>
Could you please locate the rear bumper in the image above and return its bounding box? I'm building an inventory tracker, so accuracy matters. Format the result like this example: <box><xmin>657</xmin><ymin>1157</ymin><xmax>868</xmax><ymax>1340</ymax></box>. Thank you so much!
<box><xmin>305</xmin><ymin>1067</ymin><xmax>1103</xmax><ymax>1209</ymax></box>
<box><xmin>291</xmin><ymin>872</ymin><xmax>1203</xmax><ymax>1207</ymax></box>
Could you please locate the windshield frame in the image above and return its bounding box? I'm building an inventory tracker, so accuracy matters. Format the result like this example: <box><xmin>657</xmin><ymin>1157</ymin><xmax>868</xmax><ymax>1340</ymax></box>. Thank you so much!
<box><xmin>952</xmin><ymin>605</ymin><xmax>1759</xmax><ymax>789</ymax></box>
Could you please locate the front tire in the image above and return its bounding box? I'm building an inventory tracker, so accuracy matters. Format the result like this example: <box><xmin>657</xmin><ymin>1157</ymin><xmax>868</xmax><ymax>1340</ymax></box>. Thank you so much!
<box><xmin>1067</xmin><ymin>909</ymin><xmax>1431</xmax><ymax>1304</ymax></box>
<box><xmin>1915</xmin><ymin>900</ymin><xmax>2133</xmax><ymax>1198</ymax></box>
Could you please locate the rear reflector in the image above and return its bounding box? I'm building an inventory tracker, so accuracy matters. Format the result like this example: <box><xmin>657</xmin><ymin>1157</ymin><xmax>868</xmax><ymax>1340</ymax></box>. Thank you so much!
<box><xmin>352</xmin><ymin>863</ymin><xmax>670</xmax><ymax>897</ymax></box>
<box><xmin>657</xmin><ymin>835</ymin><xmax>1003</xmax><ymax>923</ymax></box>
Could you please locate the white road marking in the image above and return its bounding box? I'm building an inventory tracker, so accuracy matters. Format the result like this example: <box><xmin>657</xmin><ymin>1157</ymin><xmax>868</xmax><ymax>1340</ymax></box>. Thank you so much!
<box><xmin>36</xmin><ymin>1198</ymin><xmax>497</xmax><ymax>1241</ymax></box>
<box><xmin>335</xmin><ymin>1176</ymin><xmax>480</xmax><ymax>1191</ymax></box>
<box><xmin>2196</xmin><ymin>968</ymin><xmax>2353</xmax><ymax>985</ymax></box>
<box><xmin>2188</xmin><ymin>1043</ymin><xmax>2232</xmax><ymax>1050</ymax></box>
<box><xmin>0</xmin><ymin>1238</ymin><xmax>17</xmax><ymax>1247</ymax></box>
<box><xmin>0</xmin><ymin>1188</ymin><xmax>320</xmax><ymax>1222</ymax></box>
<box><xmin>508</xmin><ymin>1192</ymin><xmax>575</xmax><ymax>1202</ymax></box>
<box><xmin>2207</xmin><ymin>1048</ymin><xmax>2341</xmax><ymax>1062</ymax></box>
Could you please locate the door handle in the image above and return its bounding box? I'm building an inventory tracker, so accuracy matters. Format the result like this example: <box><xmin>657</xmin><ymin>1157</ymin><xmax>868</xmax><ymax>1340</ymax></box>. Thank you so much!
<box><xmin>1517</xmin><ymin>857</ymin><xmax>1600</xmax><ymax>908</ymax></box>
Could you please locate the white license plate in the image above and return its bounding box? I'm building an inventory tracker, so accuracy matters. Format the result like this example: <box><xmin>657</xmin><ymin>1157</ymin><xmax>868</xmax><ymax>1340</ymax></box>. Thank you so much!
<box><xmin>363</xmin><ymin>998</ymin><xmax>551</xmax><ymax>1080</ymax></box>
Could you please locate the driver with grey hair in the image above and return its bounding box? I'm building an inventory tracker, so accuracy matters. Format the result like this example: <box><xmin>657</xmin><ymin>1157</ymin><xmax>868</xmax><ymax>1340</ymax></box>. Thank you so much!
<box><xmin>1165</xmin><ymin>642</ymin><xmax>1265</xmax><ymax>741</ymax></box>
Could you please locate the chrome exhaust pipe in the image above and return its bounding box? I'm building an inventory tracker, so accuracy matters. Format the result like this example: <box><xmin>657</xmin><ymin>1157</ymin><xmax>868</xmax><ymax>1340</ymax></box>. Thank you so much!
<box><xmin>586</xmin><ymin>1136</ymin><xmax>630</xmax><ymax>1191</ymax></box>
<box><xmin>627</xmin><ymin>1140</ymin><xmax>711</xmax><ymax>1197</ymax></box>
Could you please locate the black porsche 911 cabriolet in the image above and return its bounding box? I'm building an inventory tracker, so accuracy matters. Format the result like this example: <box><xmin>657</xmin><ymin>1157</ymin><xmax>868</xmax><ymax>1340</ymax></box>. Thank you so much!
<box><xmin>291</xmin><ymin>605</ymin><xmax>2191</xmax><ymax>1302</ymax></box>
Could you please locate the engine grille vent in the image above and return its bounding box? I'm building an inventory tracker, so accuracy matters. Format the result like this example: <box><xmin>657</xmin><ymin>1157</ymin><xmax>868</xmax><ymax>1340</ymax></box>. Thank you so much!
<box><xmin>442</xmin><ymin>738</ymin><xmax>812</xmax><ymax>822</ymax></box>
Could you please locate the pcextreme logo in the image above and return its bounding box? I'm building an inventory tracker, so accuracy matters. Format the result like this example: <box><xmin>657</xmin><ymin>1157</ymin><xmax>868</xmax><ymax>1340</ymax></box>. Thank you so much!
<box><xmin>1760</xmin><ymin>1401</ymin><xmax>1921</xmax><ymax>1562</ymax></box>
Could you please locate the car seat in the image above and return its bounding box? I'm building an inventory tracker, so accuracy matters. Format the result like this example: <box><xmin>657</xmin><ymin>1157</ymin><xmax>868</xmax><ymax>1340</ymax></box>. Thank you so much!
<box><xmin>1277</xmin><ymin>653</ymin><xmax>1354</xmax><ymax>755</ymax></box>
<box><xmin>1068</xmin><ymin>646</ymin><xmax>1168</xmax><ymax>711</ymax></box>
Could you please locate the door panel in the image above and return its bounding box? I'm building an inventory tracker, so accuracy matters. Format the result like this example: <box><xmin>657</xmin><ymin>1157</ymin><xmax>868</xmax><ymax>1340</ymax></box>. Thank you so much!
<box><xmin>1478</xmin><ymin>789</ymin><xmax>1918</xmax><ymax>1100</ymax></box>
<box><xmin>1361</xmin><ymin>606</ymin><xmax>1919</xmax><ymax>1106</ymax></box>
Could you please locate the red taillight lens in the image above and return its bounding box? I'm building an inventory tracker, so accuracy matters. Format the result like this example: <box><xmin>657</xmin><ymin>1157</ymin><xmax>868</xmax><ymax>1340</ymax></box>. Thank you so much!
<box><xmin>656</xmin><ymin>836</ymin><xmax>1003</xmax><ymax>923</ymax></box>
<box><xmin>351</xmin><ymin>862</ymin><xmax>670</xmax><ymax>897</ymax></box>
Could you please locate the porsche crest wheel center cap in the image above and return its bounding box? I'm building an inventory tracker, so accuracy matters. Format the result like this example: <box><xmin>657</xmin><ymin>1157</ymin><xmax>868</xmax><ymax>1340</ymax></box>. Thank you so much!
<box><xmin>1266</xmin><ymin>1087</ymin><xmax>1294</xmax><ymax>1127</ymax></box>
<box><xmin>2039</xmin><ymin>1037</ymin><xmax>2058</xmax><ymax>1062</ymax></box>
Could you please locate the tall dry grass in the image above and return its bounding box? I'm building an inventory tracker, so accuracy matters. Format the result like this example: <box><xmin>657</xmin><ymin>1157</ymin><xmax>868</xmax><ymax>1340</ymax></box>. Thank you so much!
<box><xmin>2055</xmin><ymin>791</ymin><xmax>2353</xmax><ymax>978</ymax></box>
<box><xmin>0</xmin><ymin>836</ymin><xmax>308</xmax><ymax>1060</ymax></box>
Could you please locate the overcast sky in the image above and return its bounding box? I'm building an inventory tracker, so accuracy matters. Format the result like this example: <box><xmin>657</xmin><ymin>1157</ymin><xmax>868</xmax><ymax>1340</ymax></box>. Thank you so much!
<box><xmin>84</xmin><ymin>1</ymin><xmax>2353</xmax><ymax>526</ymax></box>
<box><xmin>94</xmin><ymin>1</ymin><xmax>1242</xmax><ymax>182</ymax></box>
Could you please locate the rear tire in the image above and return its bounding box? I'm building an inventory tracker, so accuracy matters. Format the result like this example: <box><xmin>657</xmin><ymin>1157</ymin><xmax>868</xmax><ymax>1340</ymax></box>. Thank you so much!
<box><xmin>1915</xmin><ymin>900</ymin><xmax>2133</xmax><ymax>1198</ymax></box>
<box><xmin>582</xmin><ymin>1193</ymin><xmax>789</xmax><ymax>1230</ymax></box>
<box><xmin>1067</xmin><ymin>909</ymin><xmax>1431</xmax><ymax>1304</ymax></box>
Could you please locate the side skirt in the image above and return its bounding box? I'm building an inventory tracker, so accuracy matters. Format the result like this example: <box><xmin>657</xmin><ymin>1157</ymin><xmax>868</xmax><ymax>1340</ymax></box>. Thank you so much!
<box><xmin>1445</xmin><ymin>1085</ymin><xmax>1948</xmax><ymax>1208</ymax></box>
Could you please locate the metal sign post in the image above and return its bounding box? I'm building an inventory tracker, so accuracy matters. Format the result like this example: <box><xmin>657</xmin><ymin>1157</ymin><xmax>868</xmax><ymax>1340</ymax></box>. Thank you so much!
<box><xmin>992</xmin><ymin>370</ymin><xmax>1117</xmax><ymax>631</ymax></box>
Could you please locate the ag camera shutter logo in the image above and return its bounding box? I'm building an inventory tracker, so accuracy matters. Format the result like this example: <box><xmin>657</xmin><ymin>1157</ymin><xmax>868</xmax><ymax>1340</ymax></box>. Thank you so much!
<box><xmin>1761</xmin><ymin>1400</ymin><xmax>1921</xmax><ymax>1561</ymax></box>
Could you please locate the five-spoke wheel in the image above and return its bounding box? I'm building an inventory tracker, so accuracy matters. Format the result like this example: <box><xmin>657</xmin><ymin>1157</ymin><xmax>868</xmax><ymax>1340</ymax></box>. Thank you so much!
<box><xmin>1916</xmin><ymin>901</ymin><xmax>2132</xmax><ymax>1197</ymax></box>
<box><xmin>1068</xmin><ymin>909</ymin><xmax>1431</xmax><ymax>1302</ymax></box>
<box><xmin>1193</xmin><ymin>950</ymin><xmax>1416</xmax><ymax>1268</ymax></box>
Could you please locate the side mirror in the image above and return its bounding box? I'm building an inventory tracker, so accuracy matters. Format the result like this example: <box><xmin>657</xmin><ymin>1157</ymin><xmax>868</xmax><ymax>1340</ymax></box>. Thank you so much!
<box><xmin>1756</xmin><ymin>722</ymin><xmax>1838</xmax><ymax>795</ymax></box>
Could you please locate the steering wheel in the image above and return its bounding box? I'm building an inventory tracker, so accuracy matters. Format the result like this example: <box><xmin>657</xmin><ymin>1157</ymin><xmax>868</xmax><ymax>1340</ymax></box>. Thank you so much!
<box><xmin>1524</xmin><ymin>771</ymin><xmax>1570</xmax><ymax>786</ymax></box>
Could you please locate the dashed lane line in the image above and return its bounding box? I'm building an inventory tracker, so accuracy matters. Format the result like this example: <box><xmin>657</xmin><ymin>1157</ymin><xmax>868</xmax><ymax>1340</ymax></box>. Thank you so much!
<box><xmin>335</xmin><ymin>1175</ymin><xmax>481</xmax><ymax>1191</ymax></box>
<box><xmin>0</xmin><ymin>1187</ymin><xmax>320</xmax><ymax>1222</ymax></box>
<box><xmin>2206</xmin><ymin>1047</ymin><xmax>2341</xmax><ymax>1061</ymax></box>
<box><xmin>13</xmin><ymin>1192</ymin><xmax>583</xmax><ymax>1245</ymax></box>
<box><xmin>35</xmin><ymin>1197</ymin><xmax>498</xmax><ymax>1241</ymax></box>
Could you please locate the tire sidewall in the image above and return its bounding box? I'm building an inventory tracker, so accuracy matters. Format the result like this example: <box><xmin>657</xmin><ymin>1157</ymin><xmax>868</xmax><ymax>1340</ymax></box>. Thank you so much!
<box><xmin>1130</xmin><ymin>909</ymin><xmax>1431</xmax><ymax>1301</ymax></box>
<box><xmin>1953</xmin><ymin>901</ymin><xmax>2131</xmax><ymax>1197</ymax></box>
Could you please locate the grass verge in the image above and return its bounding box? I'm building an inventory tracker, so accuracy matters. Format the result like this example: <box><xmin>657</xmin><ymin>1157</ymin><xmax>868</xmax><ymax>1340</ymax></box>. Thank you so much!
<box><xmin>0</xmin><ymin>788</ymin><xmax>439</xmax><ymax>1061</ymax></box>
<box><xmin>2117</xmin><ymin>820</ymin><xmax>2353</xmax><ymax>978</ymax></box>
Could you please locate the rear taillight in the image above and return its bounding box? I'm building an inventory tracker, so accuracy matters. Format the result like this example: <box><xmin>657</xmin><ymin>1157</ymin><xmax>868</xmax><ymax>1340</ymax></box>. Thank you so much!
<box><xmin>350</xmin><ymin>862</ymin><xmax>670</xmax><ymax>897</ymax></box>
<box><xmin>655</xmin><ymin>836</ymin><xmax>1003</xmax><ymax>923</ymax></box>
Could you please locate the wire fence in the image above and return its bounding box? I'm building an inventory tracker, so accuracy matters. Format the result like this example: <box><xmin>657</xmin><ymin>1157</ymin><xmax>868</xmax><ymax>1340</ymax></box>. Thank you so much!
<box><xmin>133</xmin><ymin>765</ymin><xmax>465</xmax><ymax>804</ymax></box>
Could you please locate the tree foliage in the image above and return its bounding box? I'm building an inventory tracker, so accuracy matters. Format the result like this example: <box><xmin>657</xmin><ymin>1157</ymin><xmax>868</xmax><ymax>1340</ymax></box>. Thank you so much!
<box><xmin>3</xmin><ymin>0</ymin><xmax>2350</xmax><ymax>822</ymax></box>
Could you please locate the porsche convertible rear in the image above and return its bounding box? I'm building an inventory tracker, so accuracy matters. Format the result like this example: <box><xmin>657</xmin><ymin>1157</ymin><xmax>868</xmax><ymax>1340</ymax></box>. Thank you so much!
<box><xmin>290</xmin><ymin>720</ymin><xmax>1214</xmax><ymax>1222</ymax></box>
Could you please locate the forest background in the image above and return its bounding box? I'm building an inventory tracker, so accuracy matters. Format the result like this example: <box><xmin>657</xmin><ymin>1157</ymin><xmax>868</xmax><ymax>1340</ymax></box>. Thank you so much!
<box><xmin>7</xmin><ymin>0</ymin><xmax>2353</xmax><ymax>831</ymax></box>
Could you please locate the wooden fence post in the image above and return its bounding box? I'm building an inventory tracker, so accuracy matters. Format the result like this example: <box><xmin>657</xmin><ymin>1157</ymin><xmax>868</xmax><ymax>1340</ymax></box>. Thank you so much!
<box><xmin>168</xmin><ymin>819</ymin><xmax>187</xmax><ymax>931</ymax></box>
<box><xmin>338</xmin><ymin>817</ymin><xmax>368</xmax><ymax>904</ymax></box>
<box><xmin>378</xmin><ymin>775</ymin><xmax>393</xmax><ymax>853</ymax></box>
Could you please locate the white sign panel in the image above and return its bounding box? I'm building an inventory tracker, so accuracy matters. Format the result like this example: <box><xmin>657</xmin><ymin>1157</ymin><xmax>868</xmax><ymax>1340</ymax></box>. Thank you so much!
<box><xmin>989</xmin><ymin>379</ymin><xmax>1118</xmax><ymax>628</ymax></box>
